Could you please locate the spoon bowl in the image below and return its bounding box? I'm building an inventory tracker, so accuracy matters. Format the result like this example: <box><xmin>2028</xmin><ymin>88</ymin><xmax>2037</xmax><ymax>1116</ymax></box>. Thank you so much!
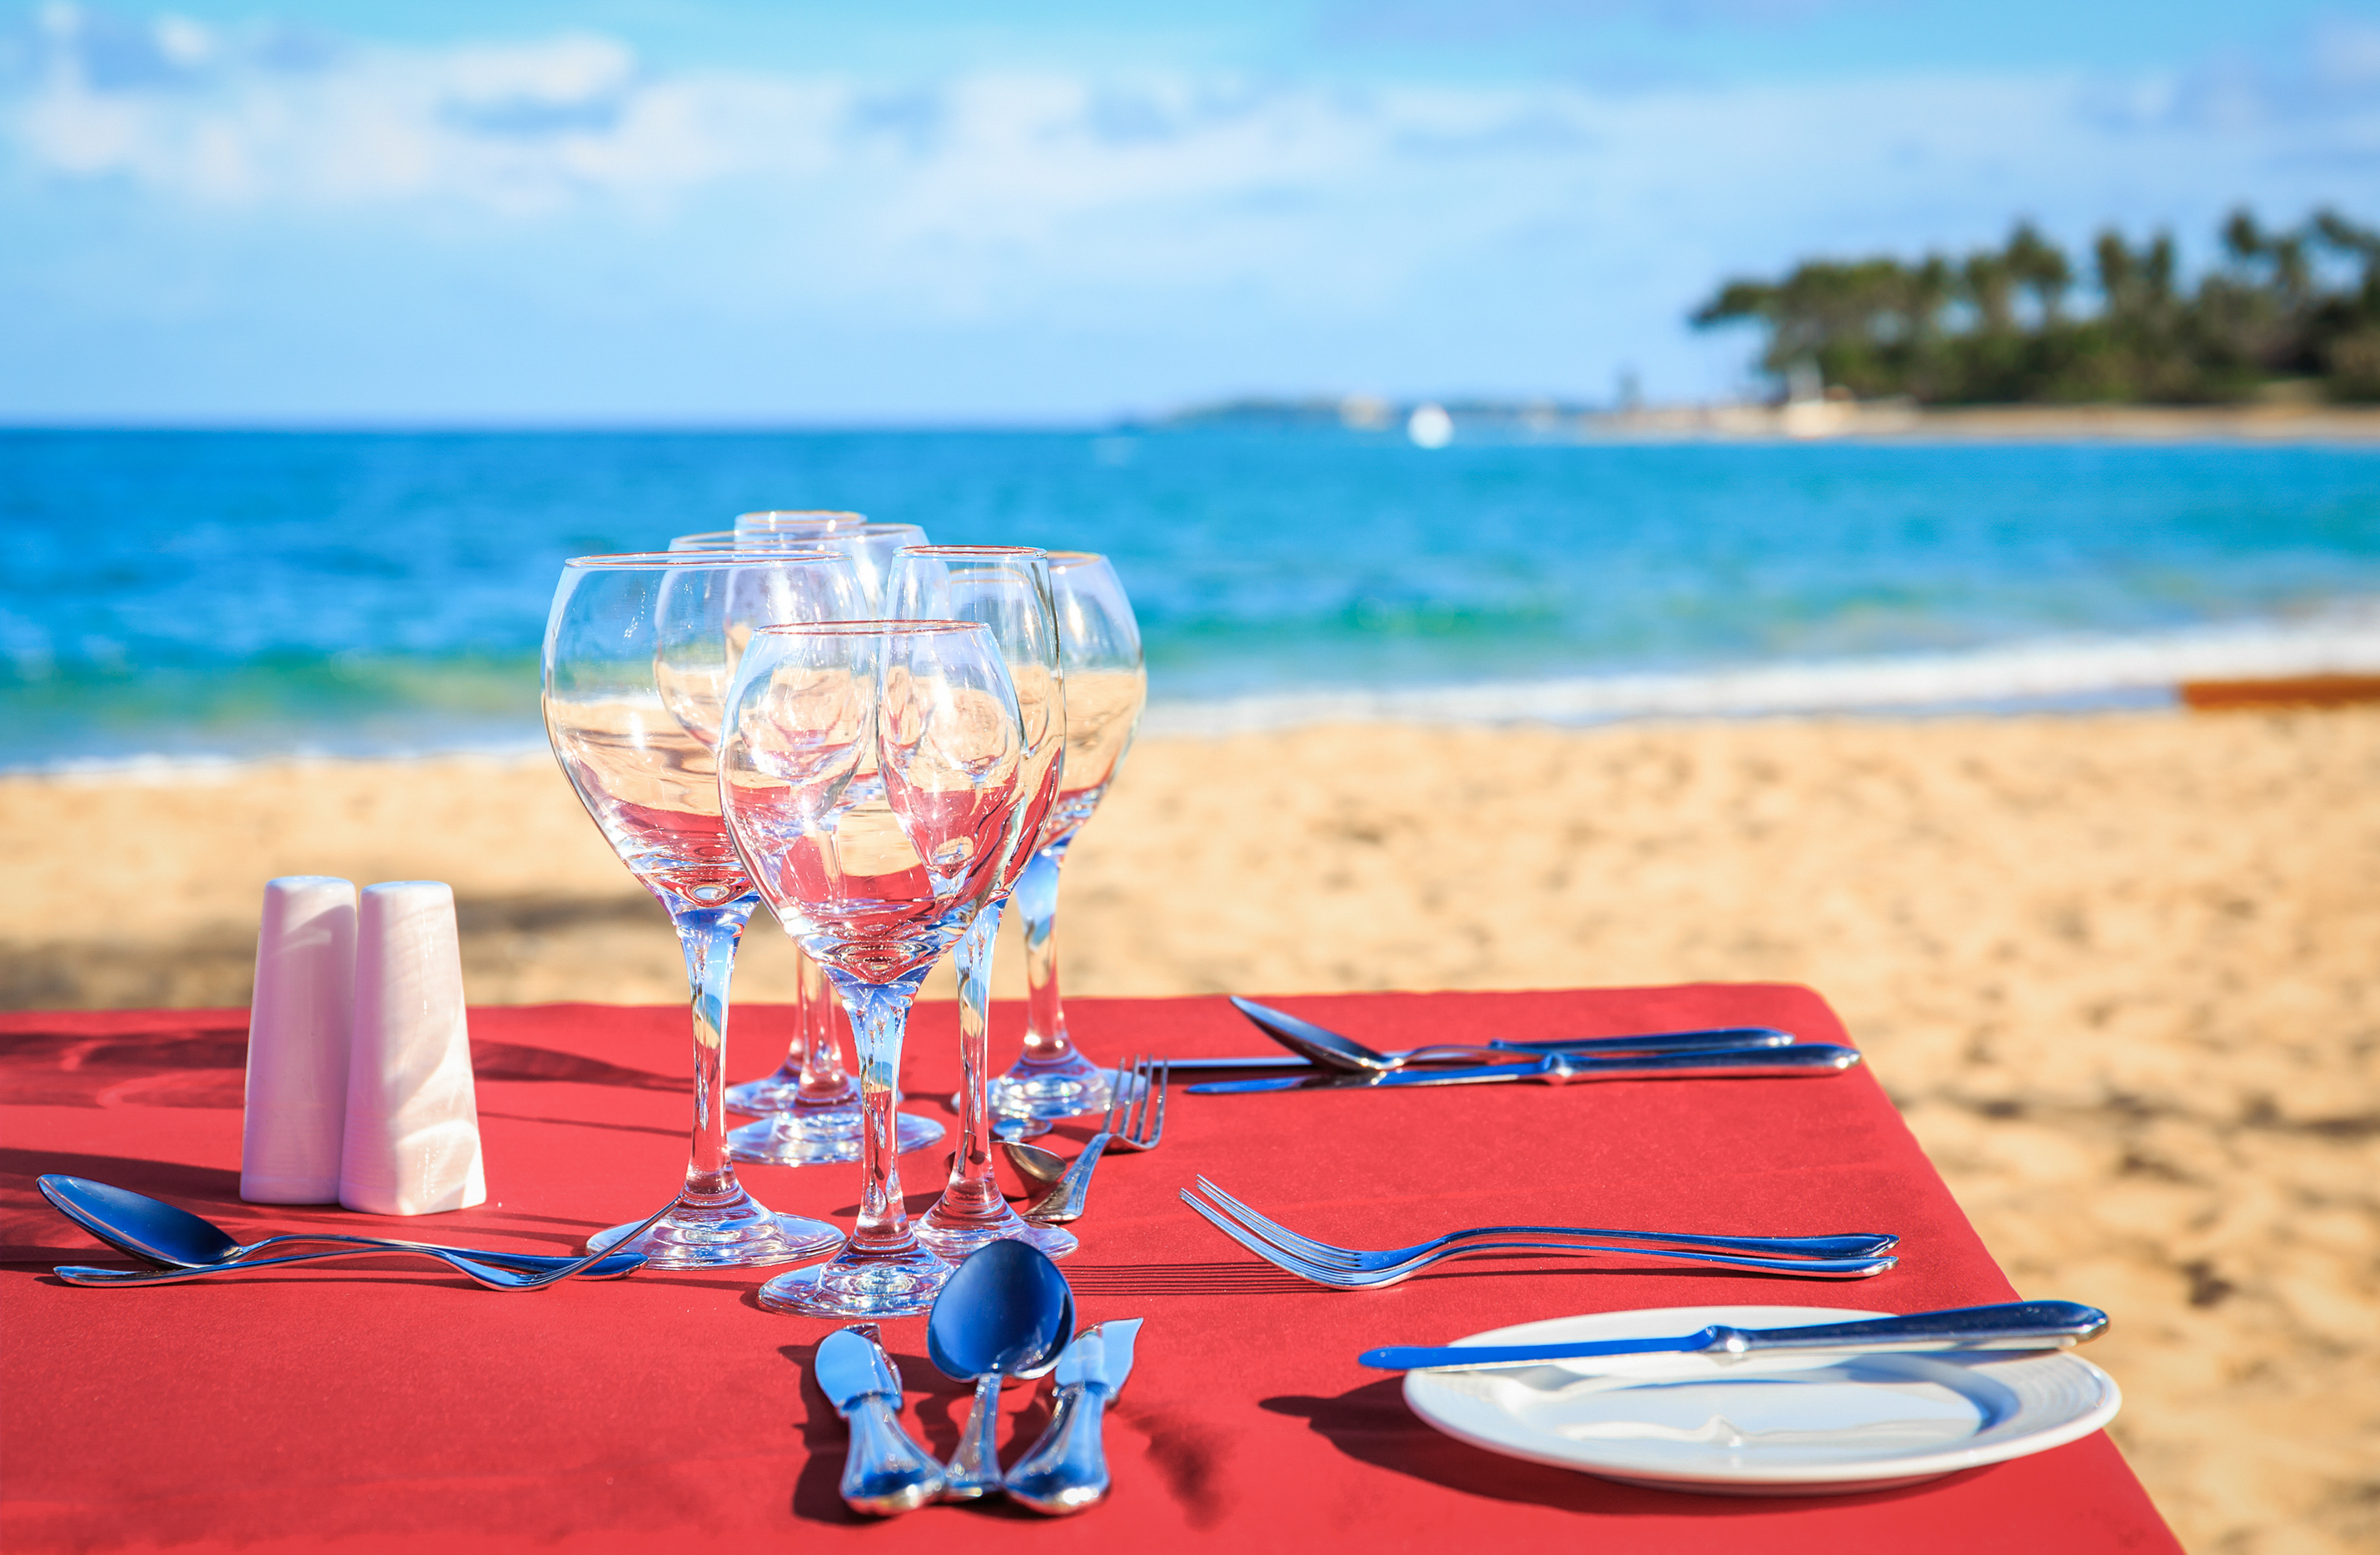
<box><xmin>924</xmin><ymin>1239</ymin><xmax>1075</xmax><ymax>1500</ymax></box>
<box><xmin>998</xmin><ymin>1141</ymin><xmax>1068</xmax><ymax>1196</ymax></box>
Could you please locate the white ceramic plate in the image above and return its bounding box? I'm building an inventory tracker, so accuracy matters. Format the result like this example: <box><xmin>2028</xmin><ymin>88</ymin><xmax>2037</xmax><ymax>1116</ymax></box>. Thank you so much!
<box><xmin>1401</xmin><ymin>1304</ymin><xmax>2120</xmax><ymax>1496</ymax></box>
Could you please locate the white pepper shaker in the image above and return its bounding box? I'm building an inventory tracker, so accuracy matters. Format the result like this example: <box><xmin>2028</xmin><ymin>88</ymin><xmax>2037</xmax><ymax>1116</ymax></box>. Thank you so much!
<box><xmin>338</xmin><ymin>880</ymin><xmax>486</xmax><ymax>1216</ymax></box>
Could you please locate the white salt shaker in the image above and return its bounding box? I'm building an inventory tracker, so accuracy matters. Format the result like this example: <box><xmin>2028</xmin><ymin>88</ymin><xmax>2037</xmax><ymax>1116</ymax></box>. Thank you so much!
<box><xmin>339</xmin><ymin>880</ymin><xmax>487</xmax><ymax>1216</ymax></box>
<box><xmin>241</xmin><ymin>876</ymin><xmax>358</xmax><ymax>1204</ymax></box>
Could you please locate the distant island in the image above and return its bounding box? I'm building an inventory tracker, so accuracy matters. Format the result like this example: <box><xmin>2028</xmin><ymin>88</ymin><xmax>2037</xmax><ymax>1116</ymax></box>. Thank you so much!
<box><xmin>1693</xmin><ymin>207</ymin><xmax>2380</xmax><ymax>406</ymax></box>
<box><xmin>1154</xmin><ymin>207</ymin><xmax>2380</xmax><ymax>441</ymax></box>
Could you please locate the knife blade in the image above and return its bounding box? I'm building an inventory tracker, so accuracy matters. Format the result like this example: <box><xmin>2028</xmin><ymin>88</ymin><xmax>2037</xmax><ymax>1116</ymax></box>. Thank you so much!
<box><xmin>813</xmin><ymin>1325</ymin><xmax>945</xmax><ymax>1515</ymax></box>
<box><xmin>1005</xmin><ymin>1318</ymin><xmax>1144</xmax><ymax>1516</ymax></box>
<box><xmin>1188</xmin><ymin>1042</ymin><xmax>1863</xmax><ymax>1094</ymax></box>
<box><xmin>1360</xmin><ymin>1301</ymin><xmax>2110</xmax><ymax>1372</ymax></box>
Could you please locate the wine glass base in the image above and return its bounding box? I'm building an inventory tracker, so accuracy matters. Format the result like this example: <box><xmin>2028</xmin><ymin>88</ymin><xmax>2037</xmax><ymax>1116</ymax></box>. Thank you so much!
<box><xmin>726</xmin><ymin>1077</ymin><xmax>915</xmax><ymax>1117</ymax></box>
<box><xmin>987</xmin><ymin>1049</ymin><xmax>1115</xmax><ymax>1121</ymax></box>
<box><xmin>586</xmin><ymin>1196</ymin><xmax>843</xmax><ymax>1269</ymax></box>
<box><xmin>726</xmin><ymin>1110</ymin><xmax>945</xmax><ymax>1166</ymax></box>
<box><xmin>723</xmin><ymin>1073</ymin><xmax>809</xmax><ymax>1116</ymax></box>
<box><xmin>914</xmin><ymin>1200</ymin><xmax>1078</xmax><ymax>1261</ymax></box>
<box><xmin>757</xmin><ymin>1244</ymin><xmax>954</xmax><ymax>1318</ymax></box>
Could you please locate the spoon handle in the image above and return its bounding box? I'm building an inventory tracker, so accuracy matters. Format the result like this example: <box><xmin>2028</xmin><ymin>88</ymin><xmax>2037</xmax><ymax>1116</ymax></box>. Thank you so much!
<box><xmin>941</xmin><ymin>1373</ymin><xmax>1006</xmax><ymax>1499</ymax></box>
<box><xmin>56</xmin><ymin>1246</ymin><xmax>523</xmax><ymax>1287</ymax></box>
<box><xmin>237</xmin><ymin>1234</ymin><xmax>618</xmax><ymax>1274</ymax></box>
<box><xmin>54</xmin><ymin>1247</ymin><xmax>646</xmax><ymax>1288</ymax></box>
<box><xmin>1027</xmin><ymin>1132</ymin><xmax>1113</xmax><ymax>1225</ymax></box>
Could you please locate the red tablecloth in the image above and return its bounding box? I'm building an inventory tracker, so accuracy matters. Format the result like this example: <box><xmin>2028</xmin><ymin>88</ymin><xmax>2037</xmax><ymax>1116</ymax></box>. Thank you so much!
<box><xmin>1</xmin><ymin>985</ymin><xmax>2178</xmax><ymax>1552</ymax></box>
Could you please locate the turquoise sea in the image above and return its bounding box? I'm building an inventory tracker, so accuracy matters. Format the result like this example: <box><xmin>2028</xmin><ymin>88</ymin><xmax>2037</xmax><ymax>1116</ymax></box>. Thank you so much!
<box><xmin>2</xmin><ymin>428</ymin><xmax>2377</xmax><ymax>769</ymax></box>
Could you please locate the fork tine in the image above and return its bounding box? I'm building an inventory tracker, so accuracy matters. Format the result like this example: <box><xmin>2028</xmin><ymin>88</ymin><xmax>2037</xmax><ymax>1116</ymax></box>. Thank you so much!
<box><xmin>1124</xmin><ymin>1054</ymin><xmax>1148</xmax><ymax>1139</ymax></box>
<box><xmin>1192</xmin><ymin>1177</ymin><xmax>1355</xmax><ymax>1263</ymax></box>
<box><xmin>1100</xmin><ymin>1059</ymin><xmax>1129</xmax><ymax>1134</ymax></box>
<box><xmin>1177</xmin><ymin>1189</ymin><xmax>1351</xmax><ymax>1286</ymax></box>
<box><xmin>1139</xmin><ymin>1059</ymin><xmax>1168</xmax><ymax>1147</ymax></box>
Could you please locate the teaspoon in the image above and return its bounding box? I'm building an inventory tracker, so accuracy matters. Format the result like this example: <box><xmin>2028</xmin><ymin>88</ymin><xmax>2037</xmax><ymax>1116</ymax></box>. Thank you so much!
<box><xmin>924</xmin><ymin>1240</ymin><xmax>1075</xmax><ymax>1499</ymax></box>
<box><xmin>40</xmin><ymin>1174</ymin><xmax>651</xmax><ymax>1288</ymax></box>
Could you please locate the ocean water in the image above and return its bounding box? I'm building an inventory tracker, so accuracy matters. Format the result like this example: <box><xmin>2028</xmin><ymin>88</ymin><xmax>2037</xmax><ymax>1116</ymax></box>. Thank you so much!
<box><xmin>2</xmin><ymin>427</ymin><xmax>2378</xmax><ymax>769</ymax></box>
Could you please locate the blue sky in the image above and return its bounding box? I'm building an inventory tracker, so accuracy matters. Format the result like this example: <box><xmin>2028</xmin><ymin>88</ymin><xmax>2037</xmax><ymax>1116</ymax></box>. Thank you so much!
<box><xmin>2</xmin><ymin>1</ymin><xmax>2376</xmax><ymax>424</ymax></box>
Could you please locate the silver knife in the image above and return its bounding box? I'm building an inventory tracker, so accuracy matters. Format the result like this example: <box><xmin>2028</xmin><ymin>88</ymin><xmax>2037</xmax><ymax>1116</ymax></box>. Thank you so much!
<box><xmin>813</xmin><ymin>1324</ymin><xmax>946</xmax><ymax>1515</ymax></box>
<box><xmin>1361</xmin><ymin>1301</ymin><xmax>2109</xmax><ymax>1372</ymax></box>
<box><xmin>1004</xmin><ymin>1318</ymin><xmax>1143</xmax><ymax>1516</ymax></box>
<box><xmin>1224</xmin><ymin>997</ymin><xmax>1800</xmax><ymax>1073</ymax></box>
<box><xmin>1159</xmin><ymin>1025</ymin><xmax>1799</xmax><ymax>1074</ymax></box>
<box><xmin>1188</xmin><ymin>1043</ymin><xmax>1863</xmax><ymax>1094</ymax></box>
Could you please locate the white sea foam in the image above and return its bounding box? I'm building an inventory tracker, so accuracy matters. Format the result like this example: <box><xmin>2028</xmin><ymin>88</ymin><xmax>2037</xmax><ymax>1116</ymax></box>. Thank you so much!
<box><xmin>20</xmin><ymin>741</ymin><xmax>554</xmax><ymax>785</ymax></box>
<box><xmin>14</xmin><ymin>611</ymin><xmax>2379</xmax><ymax>775</ymax></box>
<box><xmin>1141</xmin><ymin>608</ymin><xmax>2380</xmax><ymax>735</ymax></box>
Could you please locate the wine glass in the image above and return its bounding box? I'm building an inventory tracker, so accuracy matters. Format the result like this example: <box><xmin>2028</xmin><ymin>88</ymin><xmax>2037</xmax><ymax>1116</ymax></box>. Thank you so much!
<box><xmin>884</xmin><ymin>548</ymin><xmax>1075</xmax><ymax>1260</ymax></box>
<box><xmin>719</xmin><ymin>621</ymin><xmax>1029</xmax><ymax>1316</ymax></box>
<box><xmin>715</xmin><ymin>516</ymin><xmax>929</xmax><ymax>606</ymax></box>
<box><xmin>676</xmin><ymin>524</ymin><xmax>927</xmax><ymax>610</ymax></box>
<box><xmin>988</xmin><ymin>552</ymin><xmax>1146</xmax><ymax>1122</ymax></box>
<box><xmin>542</xmin><ymin>551</ymin><xmax>863</xmax><ymax>1266</ymax></box>
<box><xmin>733</xmin><ymin>509</ymin><xmax>864</xmax><ymax>540</ymax></box>
<box><xmin>673</xmin><ymin>526</ymin><xmax>948</xmax><ymax>1164</ymax></box>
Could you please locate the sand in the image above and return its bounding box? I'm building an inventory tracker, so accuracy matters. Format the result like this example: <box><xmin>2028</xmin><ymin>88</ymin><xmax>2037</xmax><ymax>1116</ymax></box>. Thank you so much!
<box><xmin>5</xmin><ymin>707</ymin><xmax>2376</xmax><ymax>1553</ymax></box>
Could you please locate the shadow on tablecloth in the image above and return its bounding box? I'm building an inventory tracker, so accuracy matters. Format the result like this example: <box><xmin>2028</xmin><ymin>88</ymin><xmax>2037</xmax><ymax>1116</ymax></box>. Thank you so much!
<box><xmin>1260</xmin><ymin>1377</ymin><xmax>1985</xmax><ymax>1516</ymax></box>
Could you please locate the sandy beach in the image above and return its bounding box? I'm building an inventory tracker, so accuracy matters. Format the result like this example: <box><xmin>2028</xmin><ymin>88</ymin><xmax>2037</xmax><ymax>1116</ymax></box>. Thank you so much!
<box><xmin>6</xmin><ymin>707</ymin><xmax>2375</xmax><ymax>1553</ymax></box>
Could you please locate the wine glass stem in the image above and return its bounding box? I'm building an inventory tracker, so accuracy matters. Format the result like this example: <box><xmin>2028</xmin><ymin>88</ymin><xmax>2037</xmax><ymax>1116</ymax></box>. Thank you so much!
<box><xmin>839</xmin><ymin>975</ymin><xmax>923</xmax><ymax>1250</ymax></box>
<box><xmin>1015</xmin><ymin>839</ymin><xmax>1074</xmax><ymax>1063</ymax></box>
<box><xmin>795</xmin><ymin>945</ymin><xmax>854</xmax><ymax>1102</ymax></box>
<box><xmin>942</xmin><ymin>902</ymin><xmax>1006</xmax><ymax>1214</ymax></box>
<box><xmin>675</xmin><ymin>903</ymin><xmax>755</xmax><ymax>1198</ymax></box>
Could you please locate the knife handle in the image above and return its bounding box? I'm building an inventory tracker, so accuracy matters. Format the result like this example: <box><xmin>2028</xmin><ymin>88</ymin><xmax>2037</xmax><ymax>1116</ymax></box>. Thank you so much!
<box><xmin>1737</xmin><ymin>1300</ymin><xmax>2110</xmax><ymax>1352</ymax></box>
<box><xmin>840</xmin><ymin>1393</ymin><xmax>946</xmax><ymax>1515</ymax></box>
<box><xmin>1494</xmin><ymin>1026</ymin><xmax>1795</xmax><ymax>1055</ymax></box>
<box><xmin>1003</xmin><ymin>1383</ymin><xmax>1113</xmax><ymax>1515</ymax></box>
<box><xmin>1544</xmin><ymin>1044</ymin><xmax>1861</xmax><ymax>1083</ymax></box>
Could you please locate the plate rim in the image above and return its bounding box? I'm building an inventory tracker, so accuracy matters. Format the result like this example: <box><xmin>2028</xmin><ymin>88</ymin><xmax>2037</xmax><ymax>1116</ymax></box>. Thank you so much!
<box><xmin>1401</xmin><ymin>1303</ymin><xmax>2122</xmax><ymax>1488</ymax></box>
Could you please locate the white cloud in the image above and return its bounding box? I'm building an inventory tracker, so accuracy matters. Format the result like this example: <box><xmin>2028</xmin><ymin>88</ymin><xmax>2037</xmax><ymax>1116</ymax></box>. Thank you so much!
<box><xmin>10</xmin><ymin>9</ymin><xmax>837</xmax><ymax>210</ymax></box>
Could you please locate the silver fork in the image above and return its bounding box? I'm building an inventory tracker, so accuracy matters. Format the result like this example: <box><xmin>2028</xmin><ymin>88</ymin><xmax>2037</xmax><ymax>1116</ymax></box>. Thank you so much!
<box><xmin>1179</xmin><ymin>1186</ymin><xmax>1896</xmax><ymax>1285</ymax></box>
<box><xmin>1024</xmin><ymin>1055</ymin><xmax>1168</xmax><ymax>1225</ymax></box>
<box><xmin>1192</xmin><ymin>1175</ymin><xmax>1898</xmax><ymax>1265</ymax></box>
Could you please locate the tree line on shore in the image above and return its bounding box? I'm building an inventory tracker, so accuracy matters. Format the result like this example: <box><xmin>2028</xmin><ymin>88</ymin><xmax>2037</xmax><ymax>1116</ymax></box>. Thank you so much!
<box><xmin>1691</xmin><ymin>208</ymin><xmax>2380</xmax><ymax>404</ymax></box>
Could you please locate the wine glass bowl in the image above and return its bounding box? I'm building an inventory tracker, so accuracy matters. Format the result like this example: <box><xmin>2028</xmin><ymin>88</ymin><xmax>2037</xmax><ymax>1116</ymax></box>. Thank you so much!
<box><xmin>733</xmin><ymin>509</ymin><xmax>865</xmax><ymax>541</ymax></box>
<box><xmin>690</xmin><ymin>519</ymin><xmax>931</xmax><ymax>609</ymax></box>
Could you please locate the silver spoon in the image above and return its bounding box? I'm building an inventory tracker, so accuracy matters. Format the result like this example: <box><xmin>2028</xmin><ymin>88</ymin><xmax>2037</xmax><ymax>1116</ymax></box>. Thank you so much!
<box><xmin>43</xmin><ymin>1176</ymin><xmax>657</xmax><ymax>1288</ymax></box>
<box><xmin>998</xmin><ymin>1141</ymin><xmax>1068</xmax><ymax>1211</ymax></box>
<box><xmin>924</xmin><ymin>1239</ymin><xmax>1075</xmax><ymax>1500</ymax></box>
<box><xmin>1230</xmin><ymin>996</ymin><xmax>1795</xmax><ymax>1075</ymax></box>
<box><xmin>38</xmin><ymin>1174</ymin><xmax>644</xmax><ymax>1281</ymax></box>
